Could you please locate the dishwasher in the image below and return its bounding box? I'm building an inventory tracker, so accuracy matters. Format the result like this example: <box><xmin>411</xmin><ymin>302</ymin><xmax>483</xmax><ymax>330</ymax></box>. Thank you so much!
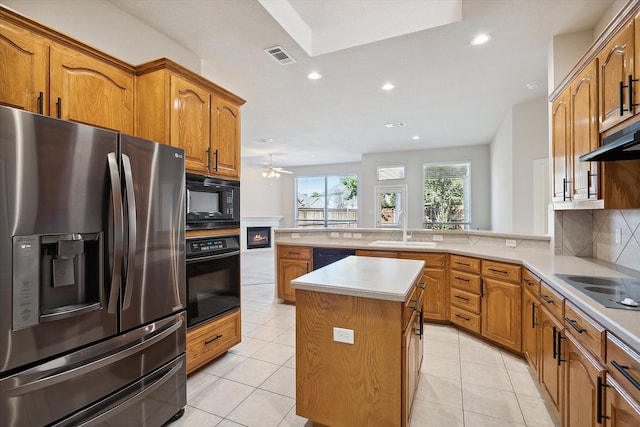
<box><xmin>312</xmin><ymin>247</ymin><xmax>356</xmax><ymax>270</ymax></box>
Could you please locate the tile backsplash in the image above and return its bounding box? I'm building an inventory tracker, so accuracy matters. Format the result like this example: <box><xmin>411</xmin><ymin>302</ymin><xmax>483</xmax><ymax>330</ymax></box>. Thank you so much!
<box><xmin>554</xmin><ymin>209</ymin><xmax>640</xmax><ymax>272</ymax></box>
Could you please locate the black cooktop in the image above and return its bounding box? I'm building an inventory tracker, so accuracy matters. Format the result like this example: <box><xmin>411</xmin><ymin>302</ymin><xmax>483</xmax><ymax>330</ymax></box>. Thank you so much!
<box><xmin>555</xmin><ymin>274</ymin><xmax>640</xmax><ymax>311</ymax></box>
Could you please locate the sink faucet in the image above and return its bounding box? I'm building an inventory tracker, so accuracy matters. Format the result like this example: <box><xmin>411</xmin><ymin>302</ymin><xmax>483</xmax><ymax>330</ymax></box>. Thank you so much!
<box><xmin>397</xmin><ymin>210</ymin><xmax>409</xmax><ymax>242</ymax></box>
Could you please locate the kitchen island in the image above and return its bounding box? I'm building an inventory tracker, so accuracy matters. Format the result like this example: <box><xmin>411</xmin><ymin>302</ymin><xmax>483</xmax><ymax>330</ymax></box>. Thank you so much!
<box><xmin>291</xmin><ymin>256</ymin><xmax>425</xmax><ymax>427</ymax></box>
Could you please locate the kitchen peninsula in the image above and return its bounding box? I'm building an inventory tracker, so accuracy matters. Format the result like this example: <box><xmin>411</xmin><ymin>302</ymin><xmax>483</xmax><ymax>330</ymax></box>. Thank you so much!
<box><xmin>291</xmin><ymin>256</ymin><xmax>425</xmax><ymax>427</ymax></box>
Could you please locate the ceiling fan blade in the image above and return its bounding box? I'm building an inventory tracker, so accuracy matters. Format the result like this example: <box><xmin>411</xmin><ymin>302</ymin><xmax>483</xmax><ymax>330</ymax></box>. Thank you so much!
<box><xmin>274</xmin><ymin>168</ymin><xmax>292</xmax><ymax>174</ymax></box>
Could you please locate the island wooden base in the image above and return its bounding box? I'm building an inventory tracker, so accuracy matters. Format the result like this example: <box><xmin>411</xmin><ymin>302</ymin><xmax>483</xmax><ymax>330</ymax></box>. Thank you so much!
<box><xmin>296</xmin><ymin>287</ymin><xmax>422</xmax><ymax>427</ymax></box>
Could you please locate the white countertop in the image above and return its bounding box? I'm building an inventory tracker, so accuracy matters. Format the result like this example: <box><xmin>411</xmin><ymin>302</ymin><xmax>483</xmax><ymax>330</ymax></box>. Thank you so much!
<box><xmin>290</xmin><ymin>256</ymin><xmax>425</xmax><ymax>302</ymax></box>
<box><xmin>278</xmin><ymin>238</ymin><xmax>640</xmax><ymax>353</ymax></box>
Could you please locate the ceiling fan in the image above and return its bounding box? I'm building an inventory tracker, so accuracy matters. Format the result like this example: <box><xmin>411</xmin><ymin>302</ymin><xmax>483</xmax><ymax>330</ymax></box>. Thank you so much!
<box><xmin>262</xmin><ymin>153</ymin><xmax>292</xmax><ymax>178</ymax></box>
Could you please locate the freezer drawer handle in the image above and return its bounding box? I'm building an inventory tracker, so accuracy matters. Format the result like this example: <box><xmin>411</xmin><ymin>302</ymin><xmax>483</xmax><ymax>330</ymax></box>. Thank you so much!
<box><xmin>7</xmin><ymin>317</ymin><xmax>183</xmax><ymax>397</ymax></box>
<box><xmin>121</xmin><ymin>154</ymin><xmax>137</xmax><ymax>311</ymax></box>
<box><xmin>107</xmin><ymin>152</ymin><xmax>124</xmax><ymax>314</ymax></box>
<box><xmin>40</xmin><ymin>302</ymin><xmax>102</xmax><ymax>323</ymax></box>
<box><xmin>54</xmin><ymin>359</ymin><xmax>184</xmax><ymax>427</ymax></box>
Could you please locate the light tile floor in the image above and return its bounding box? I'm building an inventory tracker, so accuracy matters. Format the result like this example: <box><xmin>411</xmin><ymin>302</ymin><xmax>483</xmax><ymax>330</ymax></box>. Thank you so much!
<box><xmin>170</xmin><ymin>250</ymin><xmax>558</xmax><ymax>427</ymax></box>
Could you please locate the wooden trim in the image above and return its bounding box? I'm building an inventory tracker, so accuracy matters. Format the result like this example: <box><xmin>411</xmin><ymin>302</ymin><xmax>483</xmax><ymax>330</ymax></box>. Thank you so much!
<box><xmin>550</xmin><ymin>0</ymin><xmax>640</xmax><ymax>101</ymax></box>
<box><xmin>186</xmin><ymin>228</ymin><xmax>240</xmax><ymax>238</ymax></box>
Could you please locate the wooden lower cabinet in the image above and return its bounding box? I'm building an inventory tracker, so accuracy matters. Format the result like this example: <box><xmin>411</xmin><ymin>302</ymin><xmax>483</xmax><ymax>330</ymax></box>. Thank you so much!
<box><xmin>481</xmin><ymin>277</ymin><xmax>521</xmax><ymax>351</ymax></box>
<box><xmin>605</xmin><ymin>376</ymin><xmax>640</xmax><ymax>426</ymax></box>
<box><xmin>399</xmin><ymin>252</ymin><xmax>447</xmax><ymax>322</ymax></box>
<box><xmin>186</xmin><ymin>309</ymin><xmax>241</xmax><ymax>374</ymax></box>
<box><xmin>538</xmin><ymin>306</ymin><xmax>564</xmax><ymax>418</ymax></box>
<box><xmin>402</xmin><ymin>307</ymin><xmax>423</xmax><ymax>427</ymax></box>
<box><xmin>277</xmin><ymin>245</ymin><xmax>311</xmax><ymax>303</ymax></box>
<box><xmin>563</xmin><ymin>332</ymin><xmax>606</xmax><ymax>427</ymax></box>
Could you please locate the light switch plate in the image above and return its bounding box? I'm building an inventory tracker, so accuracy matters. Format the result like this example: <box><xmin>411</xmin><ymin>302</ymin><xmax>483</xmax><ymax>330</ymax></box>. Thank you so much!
<box><xmin>333</xmin><ymin>327</ymin><xmax>354</xmax><ymax>344</ymax></box>
<box><xmin>506</xmin><ymin>239</ymin><xmax>517</xmax><ymax>248</ymax></box>
<box><xmin>291</xmin><ymin>233</ymin><xmax>300</xmax><ymax>239</ymax></box>
<box><xmin>432</xmin><ymin>234</ymin><xmax>443</xmax><ymax>241</ymax></box>
<box><xmin>330</xmin><ymin>232</ymin><xmax>340</xmax><ymax>238</ymax></box>
<box><xmin>353</xmin><ymin>233</ymin><xmax>362</xmax><ymax>239</ymax></box>
<box><xmin>343</xmin><ymin>232</ymin><xmax>352</xmax><ymax>238</ymax></box>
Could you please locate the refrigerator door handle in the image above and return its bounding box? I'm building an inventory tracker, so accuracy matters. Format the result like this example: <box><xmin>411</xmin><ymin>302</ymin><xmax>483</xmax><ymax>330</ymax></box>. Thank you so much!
<box><xmin>6</xmin><ymin>317</ymin><xmax>184</xmax><ymax>397</ymax></box>
<box><xmin>121</xmin><ymin>153</ymin><xmax>137</xmax><ymax>311</ymax></box>
<box><xmin>52</xmin><ymin>359</ymin><xmax>184</xmax><ymax>427</ymax></box>
<box><xmin>107</xmin><ymin>152</ymin><xmax>124</xmax><ymax>314</ymax></box>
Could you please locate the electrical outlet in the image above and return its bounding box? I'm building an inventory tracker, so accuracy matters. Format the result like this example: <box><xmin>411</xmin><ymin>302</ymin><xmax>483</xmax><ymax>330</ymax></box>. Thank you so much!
<box><xmin>343</xmin><ymin>232</ymin><xmax>353</xmax><ymax>238</ymax></box>
<box><xmin>432</xmin><ymin>234</ymin><xmax>443</xmax><ymax>241</ymax></box>
<box><xmin>506</xmin><ymin>239</ymin><xmax>517</xmax><ymax>248</ymax></box>
<box><xmin>291</xmin><ymin>233</ymin><xmax>300</xmax><ymax>239</ymax></box>
<box><xmin>330</xmin><ymin>232</ymin><xmax>340</xmax><ymax>238</ymax></box>
<box><xmin>353</xmin><ymin>233</ymin><xmax>362</xmax><ymax>239</ymax></box>
<box><xmin>615</xmin><ymin>228</ymin><xmax>622</xmax><ymax>244</ymax></box>
<box><xmin>333</xmin><ymin>327</ymin><xmax>354</xmax><ymax>344</ymax></box>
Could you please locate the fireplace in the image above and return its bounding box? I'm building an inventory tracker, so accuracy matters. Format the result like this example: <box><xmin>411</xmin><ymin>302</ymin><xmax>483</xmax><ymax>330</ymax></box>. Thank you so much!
<box><xmin>247</xmin><ymin>226</ymin><xmax>271</xmax><ymax>249</ymax></box>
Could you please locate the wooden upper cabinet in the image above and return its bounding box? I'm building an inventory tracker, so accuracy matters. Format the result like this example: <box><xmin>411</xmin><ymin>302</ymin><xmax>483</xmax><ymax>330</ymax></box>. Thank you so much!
<box><xmin>170</xmin><ymin>74</ymin><xmax>211</xmax><ymax>173</ymax></box>
<box><xmin>211</xmin><ymin>97</ymin><xmax>241</xmax><ymax>178</ymax></box>
<box><xmin>50</xmin><ymin>43</ymin><xmax>134</xmax><ymax>133</ymax></box>
<box><xmin>571</xmin><ymin>60</ymin><xmax>599</xmax><ymax>200</ymax></box>
<box><xmin>136</xmin><ymin>58</ymin><xmax>244</xmax><ymax>179</ymax></box>
<box><xmin>598</xmin><ymin>19</ymin><xmax>634</xmax><ymax>132</ymax></box>
<box><xmin>0</xmin><ymin>20</ymin><xmax>48</xmax><ymax>113</ymax></box>
<box><xmin>552</xmin><ymin>89</ymin><xmax>571</xmax><ymax>202</ymax></box>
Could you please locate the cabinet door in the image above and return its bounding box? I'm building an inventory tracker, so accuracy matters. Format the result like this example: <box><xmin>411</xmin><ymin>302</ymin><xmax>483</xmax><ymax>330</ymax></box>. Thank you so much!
<box><xmin>564</xmin><ymin>333</ymin><xmax>605</xmax><ymax>427</ymax></box>
<box><xmin>211</xmin><ymin>96</ymin><xmax>241</xmax><ymax>179</ymax></box>
<box><xmin>605</xmin><ymin>376</ymin><xmax>640</xmax><ymax>427</ymax></box>
<box><xmin>278</xmin><ymin>259</ymin><xmax>309</xmax><ymax>303</ymax></box>
<box><xmin>49</xmin><ymin>43</ymin><xmax>133</xmax><ymax>133</ymax></box>
<box><xmin>598</xmin><ymin>19</ymin><xmax>635</xmax><ymax>132</ymax></box>
<box><xmin>522</xmin><ymin>289</ymin><xmax>539</xmax><ymax>372</ymax></box>
<box><xmin>422</xmin><ymin>268</ymin><xmax>447</xmax><ymax>321</ymax></box>
<box><xmin>481</xmin><ymin>278</ymin><xmax>521</xmax><ymax>351</ymax></box>
<box><xmin>539</xmin><ymin>308</ymin><xmax>563</xmax><ymax>418</ymax></box>
<box><xmin>170</xmin><ymin>74</ymin><xmax>211</xmax><ymax>174</ymax></box>
<box><xmin>402</xmin><ymin>309</ymin><xmax>421</xmax><ymax>427</ymax></box>
<box><xmin>571</xmin><ymin>60</ymin><xmax>599</xmax><ymax>200</ymax></box>
<box><xmin>0</xmin><ymin>20</ymin><xmax>48</xmax><ymax>113</ymax></box>
<box><xmin>552</xmin><ymin>89</ymin><xmax>572</xmax><ymax>202</ymax></box>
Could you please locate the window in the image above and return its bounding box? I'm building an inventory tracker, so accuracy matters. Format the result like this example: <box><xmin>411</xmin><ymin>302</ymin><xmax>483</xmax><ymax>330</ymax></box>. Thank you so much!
<box><xmin>295</xmin><ymin>175</ymin><xmax>357</xmax><ymax>228</ymax></box>
<box><xmin>377</xmin><ymin>165</ymin><xmax>405</xmax><ymax>180</ymax></box>
<box><xmin>374</xmin><ymin>184</ymin><xmax>407</xmax><ymax>228</ymax></box>
<box><xmin>423</xmin><ymin>162</ymin><xmax>471</xmax><ymax>230</ymax></box>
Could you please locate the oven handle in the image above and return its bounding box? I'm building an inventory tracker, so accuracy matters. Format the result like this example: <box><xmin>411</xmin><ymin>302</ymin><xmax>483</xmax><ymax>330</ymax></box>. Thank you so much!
<box><xmin>186</xmin><ymin>250</ymin><xmax>240</xmax><ymax>263</ymax></box>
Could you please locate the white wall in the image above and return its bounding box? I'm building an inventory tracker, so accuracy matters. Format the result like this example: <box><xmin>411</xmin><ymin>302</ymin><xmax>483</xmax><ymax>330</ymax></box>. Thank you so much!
<box><xmin>240</xmin><ymin>162</ymin><xmax>284</xmax><ymax>217</ymax></box>
<box><xmin>490</xmin><ymin>110</ymin><xmax>513</xmax><ymax>232</ymax></box>
<box><xmin>0</xmin><ymin>0</ymin><xmax>201</xmax><ymax>70</ymax></box>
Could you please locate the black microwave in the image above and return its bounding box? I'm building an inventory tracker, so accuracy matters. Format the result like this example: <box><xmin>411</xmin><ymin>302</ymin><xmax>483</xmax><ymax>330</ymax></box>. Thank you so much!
<box><xmin>186</xmin><ymin>174</ymin><xmax>240</xmax><ymax>230</ymax></box>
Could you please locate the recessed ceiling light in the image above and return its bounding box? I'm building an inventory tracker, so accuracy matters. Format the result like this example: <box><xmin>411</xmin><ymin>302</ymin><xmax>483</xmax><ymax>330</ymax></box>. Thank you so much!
<box><xmin>385</xmin><ymin>122</ymin><xmax>406</xmax><ymax>128</ymax></box>
<box><xmin>471</xmin><ymin>33</ymin><xmax>491</xmax><ymax>46</ymax></box>
<box><xmin>412</xmin><ymin>135</ymin><xmax>420</xmax><ymax>140</ymax></box>
<box><xmin>526</xmin><ymin>81</ymin><xmax>541</xmax><ymax>90</ymax></box>
<box><xmin>307</xmin><ymin>71</ymin><xmax>322</xmax><ymax>80</ymax></box>
<box><xmin>381</xmin><ymin>83</ymin><xmax>395</xmax><ymax>91</ymax></box>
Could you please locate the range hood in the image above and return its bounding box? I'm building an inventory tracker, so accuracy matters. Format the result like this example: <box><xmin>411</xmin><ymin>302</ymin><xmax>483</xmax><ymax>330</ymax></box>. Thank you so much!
<box><xmin>579</xmin><ymin>119</ymin><xmax>640</xmax><ymax>161</ymax></box>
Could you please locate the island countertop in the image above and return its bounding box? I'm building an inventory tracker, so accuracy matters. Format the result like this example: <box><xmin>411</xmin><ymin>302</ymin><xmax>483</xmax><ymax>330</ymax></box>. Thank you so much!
<box><xmin>290</xmin><ymin>255</ymin><xmax>425</xmax><ymax>302</ymax></box>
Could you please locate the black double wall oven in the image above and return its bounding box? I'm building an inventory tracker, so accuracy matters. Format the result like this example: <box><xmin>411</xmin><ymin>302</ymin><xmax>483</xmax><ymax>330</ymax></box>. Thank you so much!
<box><xmin>185</xmin><ymin>174</ymin><xmax>241</xmax><ymax>330</ymax></box>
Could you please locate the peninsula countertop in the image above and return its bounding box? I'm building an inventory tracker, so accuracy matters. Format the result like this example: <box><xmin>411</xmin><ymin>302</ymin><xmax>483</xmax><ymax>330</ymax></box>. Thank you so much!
<box><xmin>290</xmin><ymin>256</ymin><xmax>425</xmax><ymax>302</ymax></box>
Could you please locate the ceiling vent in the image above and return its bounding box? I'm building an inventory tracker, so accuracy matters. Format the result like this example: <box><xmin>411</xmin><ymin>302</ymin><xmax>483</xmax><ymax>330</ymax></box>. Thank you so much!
<box><xmin>265</xmin><ymin>46</ymin><xmax>296</xmax><ymax>65</ymax></box>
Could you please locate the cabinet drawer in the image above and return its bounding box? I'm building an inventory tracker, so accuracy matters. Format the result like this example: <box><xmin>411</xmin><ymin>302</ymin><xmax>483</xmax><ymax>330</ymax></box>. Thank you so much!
<box><xmin>186</xmin><ymin>310</ymin><xmax>241</xmax><ymax>373</ymax></box>
<box><xmin>450</xmin><ymin>271</ymin><xmax>481</xmax><ymax>294</ymax></box>
<box><xmin>450</xmin><ymin>254</ymin><xmax>481</xmax><ymax>273</ymax></box>
<box><xmin>403</xmin><ymin>284</ymin><xmax>424</xmax><ymax>328</ymax></box>
<box><xmin>563</xmin><ymin>301</ymin><xmax>605</xmax><ymax>361</ymax></box>
<box><xmin>278</xmin><ymin>246</ymin><xmax>311</xmax><ymax>260</ymax></box>
<box><xmin>449</xmin><ymin>305</ymin><xmax>480</xmax><ymax>334</ymax></box>
<box><xmin>355</xmin><ymin>249</ymin><xmax>399</xmax><ymax>258</ymax></box>
<box><xmin>450</xmin><ymin>288</ymin><xmax>480</xmax><ymax>313</ymax></box>
<box><xmin>399</xmin><ymin>252</ymin><xmax>446</xmax><ymax>268</ymax></box>
<box><xmin>607</xmin><ymin>333</ymin><xmax>640</xmax><ymax>402</ymax></box>
<box><xmin>522</xmin><ymin>269</ymin><xmax>541</xmax><ymax>294</ymax></box>
<box><xmin>482</xmin><ymin>260</ymin><xmax>521</xmax><ymax>283</ymax></box>
<box><xmin>539</xmin><ymin>281</ymin><xmax>564</xmax><ymax>321</ymax></box>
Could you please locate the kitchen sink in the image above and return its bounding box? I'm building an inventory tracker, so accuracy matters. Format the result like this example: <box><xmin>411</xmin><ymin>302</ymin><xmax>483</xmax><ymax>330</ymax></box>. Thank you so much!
<box><xmin>367</xmin><ymin>240</ymin><xmax>437</xmax><ymax>249</ymax></box>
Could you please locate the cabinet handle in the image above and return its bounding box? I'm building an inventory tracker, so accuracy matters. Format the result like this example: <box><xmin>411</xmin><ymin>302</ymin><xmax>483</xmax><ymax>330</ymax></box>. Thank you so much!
<box><xmin>206</xmin><ymin>148</ymin><xmax>211</xmax><ymax>171</ymax></box>
<box><xmin>565</xmin><ymin>317</ymin><xmax>586</xmax><ymax>334</ymax></box>
<box><xmin>628</xmin><ymin>74</ymin><xmax>638</xmax><ymax>111</ymax></box>
<box><xmin>620</xmin><ymin>80</ymin><xmax>626</xmax><ymax>116</ymax></box>
<box><xmin>531</xmin><ymin>302</ymin><xmax>537</xmax><ymax>328</ymax></box>
<box><xmin>455</xmin><ymin>261</ymin><xmax>471</xmax><ymax>267</ymax></box>
<box><xmin>214</xmin><ymin>149</ymin><xmax>219</xmax><ymax>171</ymax></box>
<box><xmin>556</xmin><ymin>330</ymin><xmax>565</xmax><ymax>366</ymax></box>
<box><xmin>56</xmin><ymin>97</ymin><xmax>62</xmax><ymax>119</ymax></box>
<box><xmin>418</xmin><ymin>281</ymin><xmax>427</xmax><ymax>290</ymax></box>
<box><xmin>204</xmin><ymin>334</ymin><xmax>223</xmax><ymax>345</ymax></box>
<box><xmin>612</xmin><ymin>360</ymin><xmax>640</xmax><ymax>391</ymax></box>
<box><xmin>454</xmin><ymin>294</ymin><xmax>469</xmax><ymax>301</ymax></box>
<box><xmin>37</xmin><ymin>92</ymin><xmax>43</xmax><ymax>114</ymax></box>
<box><xmin>587</xmin><ymin>171</ymin><xmax>595</xmax><ymax>199</ymax></box>
<box><xmin>488</xmin><ymin>267</ymin><xmax>508</xmax><ymax>275</ymax></box>
<box><xmin>552</xmin><ymin>326</ymin><xmax>558</xmax><ymax>360</ymax></box>
<box><xmin>480</xmin><ymin>278</ymin><xmax>485</xmax><ymax>297</ymax></box>
<box><xmin>455</xmin><ymin>313</ymin><xmax>470</xmax><ymax>321</ymax></box>
<box><xmin>597</xmin><ymin>376</ymin><xmax>609</xmax><ymax>423</ymax></box>
<box><xmin>454</xmin><ymin>276</ymin><xmax>470</xmax><ymax>283</ymax></box>
<box><xmin>523</xmin><ymin>278</ymin><xmax>533</xmax><ymax>286</ymax></box>
<box><xmin>410</xmin><ymin>299</ymin><xmax>420</xmax><ymax>310</ymax></box>
<box><xmin>540</xmin><ymin>294</ymin><xmax>553</xmax><ymax>304</ymax></box>
<box><xmin>419</xmin><ymin>309</ymin><xmax>424</xmax><ymax>339</ymax></box>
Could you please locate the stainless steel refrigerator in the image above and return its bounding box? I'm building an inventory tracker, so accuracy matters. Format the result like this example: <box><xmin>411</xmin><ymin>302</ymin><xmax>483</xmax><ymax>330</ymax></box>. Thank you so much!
<box><xmin>0</xmin><ymin>106</ymin><xmax>187</xmax><ymax>426</ymax></box>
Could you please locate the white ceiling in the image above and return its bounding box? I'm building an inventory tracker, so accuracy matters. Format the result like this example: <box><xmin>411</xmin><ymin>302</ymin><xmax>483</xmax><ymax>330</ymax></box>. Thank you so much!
<box><xmin>109</xmin><ymin>0</ymin><xmax>614</xmax><ymax>169</ymax></box>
